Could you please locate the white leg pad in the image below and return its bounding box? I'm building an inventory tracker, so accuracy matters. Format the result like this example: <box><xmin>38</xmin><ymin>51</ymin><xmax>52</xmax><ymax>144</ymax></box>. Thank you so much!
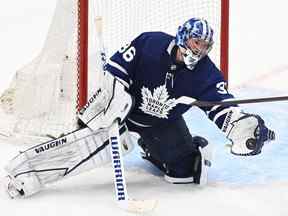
<box><xmin>4</xmin><ymin>125</ymin><xmax>134</xmax><ymax>197</ymax></box>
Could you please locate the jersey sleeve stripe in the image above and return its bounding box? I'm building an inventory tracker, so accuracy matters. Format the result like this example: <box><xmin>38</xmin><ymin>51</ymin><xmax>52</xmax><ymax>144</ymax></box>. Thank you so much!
<box><xmin>106</xmin><ymin>64</ymin><xmax>131</xmax><ymax>87</ymax></box>
<box><xmin>107</xmin><ymin>59</ymin><xmax>129</xmax><ymax>75</ymax></box>
<box><xmin>106</xmin><ymin>67</ymin><xmax>130</xmax><ymax>88</ymax></box>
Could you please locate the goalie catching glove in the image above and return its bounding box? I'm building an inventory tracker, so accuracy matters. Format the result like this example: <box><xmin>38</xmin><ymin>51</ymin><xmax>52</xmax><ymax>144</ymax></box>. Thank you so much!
<box><xmin>221</xmin><ymin>107</ymin><xmax>275</xmax><ymax>156</ymax></box>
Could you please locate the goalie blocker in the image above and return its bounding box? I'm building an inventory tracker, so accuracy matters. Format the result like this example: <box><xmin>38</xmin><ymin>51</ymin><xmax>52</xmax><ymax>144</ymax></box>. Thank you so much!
<box><xmin>78</xmin><ymin>72</ymin><xmax>134</xmax><ymax>131</ymax></box>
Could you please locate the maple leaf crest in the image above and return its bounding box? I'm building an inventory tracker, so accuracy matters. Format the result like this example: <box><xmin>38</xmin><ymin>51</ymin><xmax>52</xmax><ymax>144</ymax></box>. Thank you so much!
<box><xmin>139</xmin><ymin>85</ymin><xmax>177</xmax><ymax>119</ymax></box>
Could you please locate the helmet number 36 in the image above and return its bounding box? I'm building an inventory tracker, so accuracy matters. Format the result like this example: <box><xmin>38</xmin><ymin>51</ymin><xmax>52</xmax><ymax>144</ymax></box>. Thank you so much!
<box><xmin>119</xmin><ymin>43</ymin><xmax>136</xmax><ymax>62</ymax></box>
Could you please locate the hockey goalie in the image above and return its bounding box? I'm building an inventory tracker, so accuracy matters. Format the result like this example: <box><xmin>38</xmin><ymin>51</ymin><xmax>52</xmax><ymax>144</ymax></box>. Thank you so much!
<box><xmin>4</xmin><ymin>18</ymin><xmax>275</xmax><ymax>198</ymax></box>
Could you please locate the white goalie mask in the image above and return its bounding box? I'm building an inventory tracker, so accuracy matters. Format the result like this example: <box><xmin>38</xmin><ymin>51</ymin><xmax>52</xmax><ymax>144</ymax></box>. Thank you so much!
<box><xmin>176</xmin><ymin>18</ymin><xmax>214</xmax><ymax>70</ymax></box>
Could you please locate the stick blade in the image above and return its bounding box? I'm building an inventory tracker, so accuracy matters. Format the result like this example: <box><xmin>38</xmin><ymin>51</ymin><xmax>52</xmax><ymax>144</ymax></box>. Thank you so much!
<box><xmin>118</xmin><ymin>199</ymin><xmax>158</xmax><ymax>213</ymax></box>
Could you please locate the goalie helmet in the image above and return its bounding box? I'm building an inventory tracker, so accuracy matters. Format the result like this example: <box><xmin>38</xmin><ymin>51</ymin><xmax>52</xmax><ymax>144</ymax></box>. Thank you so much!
<box><xmin>175</xmin><ymin>18</ymin><xmax>214</xmax><ymax>70</ymax></box>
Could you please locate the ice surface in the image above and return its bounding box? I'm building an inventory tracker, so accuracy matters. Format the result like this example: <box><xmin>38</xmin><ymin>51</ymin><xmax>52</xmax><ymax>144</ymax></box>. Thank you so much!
<box><xmin>0</xmin><ymin>1</ymin><xmax>288</xmax><ymax>215</ymax></box>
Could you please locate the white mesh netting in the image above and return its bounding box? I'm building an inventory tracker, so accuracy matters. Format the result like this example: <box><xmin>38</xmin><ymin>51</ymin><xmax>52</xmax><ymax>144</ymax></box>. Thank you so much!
<box><xmin>0</xmin><ymin>0</ymin><xmax>223</xmax><ymax>145</ymax></box>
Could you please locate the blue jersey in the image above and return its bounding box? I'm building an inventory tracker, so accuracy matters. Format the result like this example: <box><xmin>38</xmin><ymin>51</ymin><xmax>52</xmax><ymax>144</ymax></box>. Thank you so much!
<box><xmin>106</xmin><ymin>32</ymin><xmax>234</xmax><ymax>128</ymax></box>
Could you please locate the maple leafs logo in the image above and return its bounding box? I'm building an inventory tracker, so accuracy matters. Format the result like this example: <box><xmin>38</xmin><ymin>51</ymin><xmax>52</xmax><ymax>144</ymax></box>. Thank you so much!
<box><xmin>139</xmin><ymin>85</ymin><xmax>177</xmax><ymax>119</ymax></box>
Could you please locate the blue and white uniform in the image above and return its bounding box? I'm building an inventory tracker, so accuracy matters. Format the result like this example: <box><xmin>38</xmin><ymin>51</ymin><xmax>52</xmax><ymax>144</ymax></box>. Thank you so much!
<box><xmin>106</xmin><ymin>32</ymin><xmax>234</xmax><ymax>130</ymax></box>
<box><xmin>100</xmin><ymin>19</ymin><xmax>274</xmax><ymax>183</ymax></box>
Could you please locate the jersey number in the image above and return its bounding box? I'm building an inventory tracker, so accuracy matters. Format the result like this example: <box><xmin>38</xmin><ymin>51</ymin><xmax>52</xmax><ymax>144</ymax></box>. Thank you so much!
<box><xmin>119</xmin><ymin>43</ymin><xmax>136</xmax><ymax>62</ymax></box>
<box><xmin>216</xmin><ymin>82</ymin><xmax>229</xmax><ymax>94</ymax></box>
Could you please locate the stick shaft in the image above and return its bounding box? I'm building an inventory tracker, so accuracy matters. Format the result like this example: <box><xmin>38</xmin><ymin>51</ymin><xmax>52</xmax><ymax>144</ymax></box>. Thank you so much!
<box><xmin>109</xmin><ymin>121</ymin><xmax>129</xmax><ymax>202</ymax></box>
<box><xmin>191</xmin><ymin>96</ymin><xmax>288</xmax><ymax>107</ymax></box>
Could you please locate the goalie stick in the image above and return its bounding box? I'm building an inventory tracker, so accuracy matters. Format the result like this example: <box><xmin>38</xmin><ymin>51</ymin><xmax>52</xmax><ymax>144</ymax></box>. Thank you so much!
<box><xmin>94</xmin><ymin>16</ymin><xmax>157</xmax><ymax>213</ymax></box>
<box><xmin>176</xmin><ymin>95</ymin><xmax>288</xmax><ymax>107</ymax></box>
<box><xmin>108</xmin><ymin>120</ymin><xmax>157</xmax><ymax>213</ymax></box>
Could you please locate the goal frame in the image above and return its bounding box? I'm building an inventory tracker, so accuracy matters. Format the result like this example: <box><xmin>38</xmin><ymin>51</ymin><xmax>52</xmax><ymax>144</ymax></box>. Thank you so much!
<box><xmin>77</xmin><ymin>0</ymin><xmax>230</xmax><ymax>109</ymax></box>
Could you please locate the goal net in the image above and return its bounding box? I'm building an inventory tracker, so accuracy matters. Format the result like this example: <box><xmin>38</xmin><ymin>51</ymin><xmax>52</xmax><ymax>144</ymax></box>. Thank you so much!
<box><xmin>0</xmin><ymin>0</ymin><xmax>229</xmax><ymax>145</ymax></box>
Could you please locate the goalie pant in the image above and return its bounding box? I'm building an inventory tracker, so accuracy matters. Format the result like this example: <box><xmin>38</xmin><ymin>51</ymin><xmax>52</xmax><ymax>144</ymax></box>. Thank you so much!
<box><xmin>4</xmin><ymin>124</ymin><xmax>134</xmax><ymax>198</ymax></box>
<box><xmin>126</xmin><ymin>116</ymin><xmax>212</xmax><ymax>185</ymax></box>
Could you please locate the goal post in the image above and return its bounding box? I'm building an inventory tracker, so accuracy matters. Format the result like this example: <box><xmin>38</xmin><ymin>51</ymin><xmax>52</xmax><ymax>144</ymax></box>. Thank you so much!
<box><xmin>220</xmin><ymin>0</ymin><xmax>230</xmax><ymax>81</ymax></box>
<box><xmin>78</xmin><ymin>0</ymin><xmax>88</xmax><ymax>110</ymax></box>
<box><xmin>0</xmin><ymin>0</ymin><xmax>229</xmax><ymax>144</ymax></box>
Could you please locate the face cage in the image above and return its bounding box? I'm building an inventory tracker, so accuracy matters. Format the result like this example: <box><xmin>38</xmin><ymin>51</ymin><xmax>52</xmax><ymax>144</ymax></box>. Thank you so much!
<box><xmin>186</xmin><ymin>38</ymin><xmax>213</xmax><ymax>58</ymax></box>
<box><xmin>180</xmin><ymin>44</ymin><xmax>212</xmax><ymax>70</ymax></box>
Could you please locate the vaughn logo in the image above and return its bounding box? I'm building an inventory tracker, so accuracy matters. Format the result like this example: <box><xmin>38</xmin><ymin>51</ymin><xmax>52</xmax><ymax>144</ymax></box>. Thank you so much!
<box><xmin>34</xmin><ymin>137</ymin><xmax>67</xmax><ymax>154</ymax></box>
<box><xmin>79</xmin><ymin>88</ymin><xmax>102</xmax><ymax>115</ymax></box>
<box><xmin>140</xmin><ymin>85</ymin><xmax>177</xmax><ymax>119</ymax></box>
